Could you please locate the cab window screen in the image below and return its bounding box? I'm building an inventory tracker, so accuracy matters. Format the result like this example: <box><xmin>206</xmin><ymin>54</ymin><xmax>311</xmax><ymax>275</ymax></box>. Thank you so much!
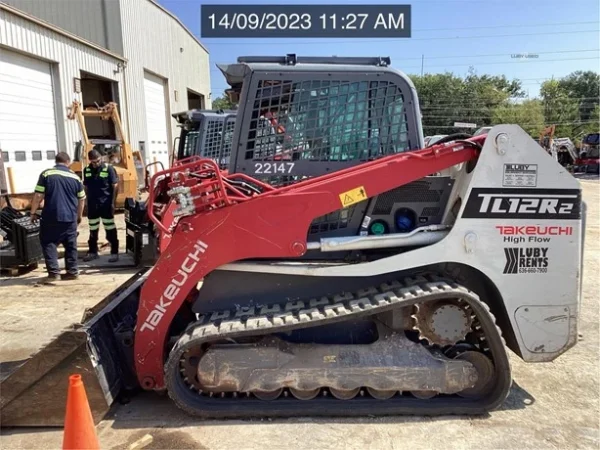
<box><xmin>245</xmin><ymin>79</ymin><xmax>410</xmax><ymax>163</ymax></box>
<box><xmin>180</xmin><ymin>130</ymin><xmax>199</xmax><ymax>159</ymax></box>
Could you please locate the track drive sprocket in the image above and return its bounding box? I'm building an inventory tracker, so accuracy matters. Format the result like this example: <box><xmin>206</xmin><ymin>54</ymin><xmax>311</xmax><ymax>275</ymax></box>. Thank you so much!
<box><xmin>412</xmin><ymin>299</ymin><xmax>473</xmax><ymax>346</ymax></box>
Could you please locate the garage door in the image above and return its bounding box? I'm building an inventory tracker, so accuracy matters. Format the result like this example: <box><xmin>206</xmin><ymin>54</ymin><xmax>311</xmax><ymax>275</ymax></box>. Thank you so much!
<box><xmin>0</xmin><ymin>51</ymin><xmax>58</xmax><ymax>194</ymax></box>
<box><xmin>143</xmin><ymin>72</ymin><xmax>170</xmax><ymax>172</ymax></box>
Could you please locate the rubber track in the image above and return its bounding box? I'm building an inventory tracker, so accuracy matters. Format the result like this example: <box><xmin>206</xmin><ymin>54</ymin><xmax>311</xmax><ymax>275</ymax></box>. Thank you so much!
<box><xmin>165</xmin><ymin>274</ymin><xmax>512</xmax><ymax>418</ymax></box>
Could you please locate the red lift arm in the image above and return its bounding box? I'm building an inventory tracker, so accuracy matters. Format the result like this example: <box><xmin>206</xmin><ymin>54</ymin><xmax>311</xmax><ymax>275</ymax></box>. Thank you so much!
<box><xmin>134</xmin><ymin>138</ymin><xmax>483</xmax><ymax>390</ymax></box>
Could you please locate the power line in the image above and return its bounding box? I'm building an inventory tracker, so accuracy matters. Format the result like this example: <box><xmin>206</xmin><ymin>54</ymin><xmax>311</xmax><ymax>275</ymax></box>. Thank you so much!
<box><xmin>418</xmin><ymin>56</ymin><xmax>600</xmax><ymax>70</ymax></box>
<box><xmin>200</xmin><ymin>21</ymin><xmax>598</xmax><ymax>43</ymax></box>
<box><xmin>201</xmin><ymin>28</ymin><xmax>599</xmax><ymax>46</ymax></box>
<box><xmin>422</xmin><ymin>97</ymin><xmax>600</xmax><ymax>103</ymax></box>
<box><xmin>210</xmin><ymin>48</ymin><xmax>599</xmax><ymax>69</ymax></box>
<box><xmin>423</xmin><ymin>120</ymin><xmax>598</xmax><ymax>129</ymax></box>
<box><xmin>420</xmin><ymin>98</ymin><xmax>600</xmax><ymax>106</ymax></box>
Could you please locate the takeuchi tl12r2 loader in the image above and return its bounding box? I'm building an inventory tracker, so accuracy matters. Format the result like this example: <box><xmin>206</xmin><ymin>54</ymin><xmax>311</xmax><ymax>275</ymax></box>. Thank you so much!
<box><xmin>0</xmin><ymin>55</ymin><xmax>586</xmax><ymax>427</ymax></box>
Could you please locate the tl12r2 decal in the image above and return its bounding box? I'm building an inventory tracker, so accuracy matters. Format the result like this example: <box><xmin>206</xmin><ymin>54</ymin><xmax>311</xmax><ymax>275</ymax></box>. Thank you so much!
<box><xmin>462</xmin><ymin>188</ymin><xmax>581</xmax><ymax>220</ymax></box>
<box><xmin>503</xmin><ymin>247</ymin><xmax>549</xmax><ymax>275</ymax></box>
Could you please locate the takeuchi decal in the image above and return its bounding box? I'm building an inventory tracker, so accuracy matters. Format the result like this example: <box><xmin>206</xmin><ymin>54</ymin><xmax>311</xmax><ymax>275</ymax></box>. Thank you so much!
<box><xmin>497</xmin><ymin>225</ymin><xmax>574</xmax><ymax>244</ymax></box>
<box><xmin>496</xmin><ymin>225</ymin><xmax>573</xmax><ymax>236</ymax></box>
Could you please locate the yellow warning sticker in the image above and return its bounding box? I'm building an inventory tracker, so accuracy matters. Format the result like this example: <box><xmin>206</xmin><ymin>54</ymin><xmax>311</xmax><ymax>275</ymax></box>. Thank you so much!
<box><xmin>339</xmin><ymin>186</ymin><xmax>367</xmax><ymax>207</ymax></box>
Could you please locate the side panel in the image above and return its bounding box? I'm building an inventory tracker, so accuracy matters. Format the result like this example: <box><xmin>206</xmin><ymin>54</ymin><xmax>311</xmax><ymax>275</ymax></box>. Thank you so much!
<box><xmin>218</xmin><ymin>126</ymin><xmax>584</xmax><ymax>362</ymax></box>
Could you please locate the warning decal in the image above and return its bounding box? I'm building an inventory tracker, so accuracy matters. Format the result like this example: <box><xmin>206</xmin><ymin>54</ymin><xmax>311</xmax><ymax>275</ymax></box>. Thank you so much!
<box><xmin>339</xmin><ymin>186</ymin><xmax>367</xmax><ymax>207</ymax></box>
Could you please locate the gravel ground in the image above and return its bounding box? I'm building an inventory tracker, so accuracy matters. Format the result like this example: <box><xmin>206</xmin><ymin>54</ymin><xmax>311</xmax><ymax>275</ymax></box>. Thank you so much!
<box><xmin>1</xmin><ymin>177</ymin><xmax>598</xmax><ymax>450</ymax></box>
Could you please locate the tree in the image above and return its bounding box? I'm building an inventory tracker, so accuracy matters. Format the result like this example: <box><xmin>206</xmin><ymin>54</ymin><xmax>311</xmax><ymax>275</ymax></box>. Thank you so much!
<box><xmin>492</xmin><ymin>99</ymin><xmax>545</xmax><ymax>136</ymax></box>
<box><xmin>576</xmin><ymin>104</ymin><xmax>600</xmax><ymax>138</ymax></box>
<box><xmin>540</xmin><ymin>79</ymin><xmax>580</xmax><ymax>138</ymax></box>
<box><xmin>409</xmin><ymin>70</ymin><xmax>523</xmax><ymax>136</ymax></box>
<box><xmin>557</xmin><ymin>71</ymin><xmax>600</xmax><ymax>121</ymax></box>
<box><xmin>212</xmin><ymin>94</ymin><xmax>236</xmax><ymax>111</ymax></box>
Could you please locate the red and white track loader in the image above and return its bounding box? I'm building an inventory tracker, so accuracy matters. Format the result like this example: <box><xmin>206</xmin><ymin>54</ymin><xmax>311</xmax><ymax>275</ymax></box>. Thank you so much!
<box><xmin>0</xmin><ymin>55</ymin><xmax>585</xmax><ymax>426</ymax></box>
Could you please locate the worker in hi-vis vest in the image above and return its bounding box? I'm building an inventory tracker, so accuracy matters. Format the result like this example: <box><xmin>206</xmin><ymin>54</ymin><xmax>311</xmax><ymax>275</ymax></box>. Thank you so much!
<box><xmin>82</xmin><ymin>150</ymin><xmax>119</xmax><ymax>262</ymax></box>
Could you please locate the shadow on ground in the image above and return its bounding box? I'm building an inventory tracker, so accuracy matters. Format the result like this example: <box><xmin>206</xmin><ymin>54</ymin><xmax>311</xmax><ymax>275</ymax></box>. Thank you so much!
<box><xmin>96</xmin><ymin>381</ymin><xmax>535</xmax><ymax>430</ymax></box>
<box><xmin>0</xmin><ymin>254</ymin><xmax>138</xmax><ymax>288</ymax></box>
<box><xmin>109</xmin><ymin>429</ymin><xmax>207</xmax><ymax>450</ymax></box>
<box><xmin>573</xmin><ymin>172</ymin><xmax>600</xmax><ymax>181</ymax></box>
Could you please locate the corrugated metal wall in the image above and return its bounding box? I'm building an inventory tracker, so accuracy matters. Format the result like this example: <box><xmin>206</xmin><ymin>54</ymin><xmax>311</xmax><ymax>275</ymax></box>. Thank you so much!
<box><xmin>0</xmin><ymin>8</ymin><xmax>125</xmax><ymax>157</ymax></box>
<box><xmin>1</xmin><ymin>0</ymin><xmax>211</xmax><ymax>165</ymax></box>
<box><xmin>2</xmin><ymin>0</ymin><xmax>124</xmax><ymax>54</ymax></box>
<box><xmin>119</xmin><ymin>0</ymin><xmax>211</xmax><ymax>157</ymax></box>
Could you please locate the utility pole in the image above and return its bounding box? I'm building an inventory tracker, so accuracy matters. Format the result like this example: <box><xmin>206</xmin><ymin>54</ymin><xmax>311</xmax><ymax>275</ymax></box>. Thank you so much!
<box><xmin>421</xmin><ymin>54</ymin><xmax>424</xmax><ymax>76</ymax></box>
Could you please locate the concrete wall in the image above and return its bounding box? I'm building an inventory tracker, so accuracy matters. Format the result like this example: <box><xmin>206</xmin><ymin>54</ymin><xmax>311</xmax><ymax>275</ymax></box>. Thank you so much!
<box><xmin>2</xmin><ymin>0</ymin><xmax>124</xmax><ymax>54</ymax></box>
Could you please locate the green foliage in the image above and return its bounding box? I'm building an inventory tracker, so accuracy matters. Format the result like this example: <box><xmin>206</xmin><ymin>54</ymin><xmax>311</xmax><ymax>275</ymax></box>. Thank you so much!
<box><xmin>539</xmin><ymin>79</ymin><xmax>581</xmax><ymax>137</ymax></box>
<box><xmin>211</xmin><ymin>95</ymin><xmax>235</xmax><ymax>111</ymax></box>
<box><xmin>539</xmin><ymin>72</ymin><xmax>600</xmax><ymax>139</ymax></box>
<box><xmin>409</xmin><ymin>69</ymin><xmax>524</xmax><ymax>136</ymax></box>
<box><xmin>577</xmin><ymin>105</ymin><xmax>600</xmax><ymax>139</ymax></box>
<box><xmin>557</xmin><ymin>71</ymin><xmax>600</xmax><ymax>121</ymax></box>
<box><xmin>492</xmin><ymin>99</ymin><xmax>545</xmax><ymax>136</ymax></box>
<box><xmin>405</xmin><ymin>69</ymin><xmax>598</xmax><ymax>141</ymax></box>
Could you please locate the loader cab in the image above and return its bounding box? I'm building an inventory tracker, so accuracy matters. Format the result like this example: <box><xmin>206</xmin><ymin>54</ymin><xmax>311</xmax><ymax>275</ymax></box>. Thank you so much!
<box><xmin>172</xmin><ymin>109</ymin><xmax>237</xmax><ymax>169</ymax></box>
<box><xmin>218</xmin><ymin>55</ymin><xmax>424</xmax><ymax>185</ymax></box>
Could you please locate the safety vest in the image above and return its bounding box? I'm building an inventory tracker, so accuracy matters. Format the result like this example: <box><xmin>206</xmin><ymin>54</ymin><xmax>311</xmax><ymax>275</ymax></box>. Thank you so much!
<box><xmin>84</xmin><ymin>163</ymin><xmax>115</xmax><ymax>203</ymax></box>
<box><xmin>84</xmin><ymin>165</ymin><xmax>111</xmax><ymax>179</ymax></box>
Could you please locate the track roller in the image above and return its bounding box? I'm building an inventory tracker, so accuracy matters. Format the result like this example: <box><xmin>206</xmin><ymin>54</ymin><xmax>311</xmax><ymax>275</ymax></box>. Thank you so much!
<box><xmin>329</xmin><ymin>388</ymin><xmax>360</xmax><ymax>400</ymax></box>
<box><xmin>366</xmin><ymin>388</ymin><xmax>397</xmax><ymax>400</ymax></box>
<box><xmin>290</xmin><ymin>388</ymin><xmax>320</xmax><ymax>400</ymax></box>
<box><xmin>411</xmin><ymin>391</ymin><xmax>437</xmax><ymax>399</ymax></box>
<box><xmin>254</xmin><ymin>389</ymin><xmax>283</xmax><ymax>401</ymax></box>
<box><xmin>454</xmin><ymin>351</ymin><xmax>495</xmax><ymax>399</ymax></box>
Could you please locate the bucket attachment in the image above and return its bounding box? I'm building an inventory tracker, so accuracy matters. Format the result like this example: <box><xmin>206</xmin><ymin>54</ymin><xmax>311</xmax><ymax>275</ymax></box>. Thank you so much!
<box><xmin>0</xmin><ymin>270</ymin><xmax>147</xmax><ymax>427</ymax></box>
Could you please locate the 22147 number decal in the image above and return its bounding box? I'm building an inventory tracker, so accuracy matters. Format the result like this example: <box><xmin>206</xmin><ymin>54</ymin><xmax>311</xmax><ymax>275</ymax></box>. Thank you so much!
<box><xmin>254</xmin><ymin>162</ymin><xmax>295</xmax><ymax>174</ymax></box>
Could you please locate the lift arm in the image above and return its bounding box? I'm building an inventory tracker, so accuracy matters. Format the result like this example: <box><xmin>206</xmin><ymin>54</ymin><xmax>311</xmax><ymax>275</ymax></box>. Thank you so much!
<box><xmin>133</xmin><ymin>137</ymin><xmax>483</xmax><ymax>390</ymax></box>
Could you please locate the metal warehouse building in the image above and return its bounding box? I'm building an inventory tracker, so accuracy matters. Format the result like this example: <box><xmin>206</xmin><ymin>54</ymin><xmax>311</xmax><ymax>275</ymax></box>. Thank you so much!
<box><xmin>0</xmin><ymin>0</ymin><xmax>211</xmax><ymax>194</ymax></box>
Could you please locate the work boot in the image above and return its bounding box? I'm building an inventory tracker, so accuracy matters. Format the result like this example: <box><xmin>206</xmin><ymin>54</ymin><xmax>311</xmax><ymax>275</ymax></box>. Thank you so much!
<box><xmin>61</xmin><ymin>273</ymin><xmax>80</xmax><ymax>281</ymax></box>
<box><xmin>40</xmin><ymin>273</ymin><xmax>60</xmax><ymax>285</ymax></box>
<box><xmin>83</xmin><ymin>253</ymin><xmax>99</xmax><ymax>262</ymax></box>
<box><xmin>108</xmin><ymin>254</ymin><xmax>119</xmax><ymax>263</ymax></box>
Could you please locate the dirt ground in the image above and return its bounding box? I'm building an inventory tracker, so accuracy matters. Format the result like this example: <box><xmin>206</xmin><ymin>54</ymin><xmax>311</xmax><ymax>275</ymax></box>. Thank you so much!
<box><xmin>1</xmin><ymin>177</ymin><xmax>599</xmax><ymax>450</ymax></box>
<box><xmin>0</xmin><ymin>215</ymin><xmax>138</xmax><ymax>382</ymax></box>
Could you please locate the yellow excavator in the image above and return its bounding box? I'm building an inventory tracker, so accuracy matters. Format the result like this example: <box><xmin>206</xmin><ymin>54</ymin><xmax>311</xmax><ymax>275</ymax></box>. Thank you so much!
<box><xmin>67</xmin><ymin>101</ymin><xmax>146</xmax><ymax>208</ymax></box>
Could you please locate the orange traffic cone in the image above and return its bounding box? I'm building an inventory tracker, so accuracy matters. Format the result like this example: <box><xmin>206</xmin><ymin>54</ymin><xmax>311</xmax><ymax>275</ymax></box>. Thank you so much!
<box><xmin>62</xmin><ymin>374</ymin><xmax>100</xmax><ymax>450</ymax></box>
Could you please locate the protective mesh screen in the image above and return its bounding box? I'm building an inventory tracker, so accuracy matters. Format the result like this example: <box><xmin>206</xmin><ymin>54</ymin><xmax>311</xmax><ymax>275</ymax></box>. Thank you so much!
<box><xmin>219</xmin><ymin>118</ymin><xmax>236</xmax><ymax>169</ymax></box>
<box><xmin>203</xmin><ymin>119</ymin><xmax>225</xmax><ymax>160</ymax></box>
<box><xmin>180</xmin><ymin>131</ymin><xmax>199</xmax><ymax>159</ymax></box>
<box><xmin>245</xmin><ymin>79</ymin><xmax>410</xmax><ymax>167</ymax></box>
<box><xmin>199</xmin><ymin>117</ymin><xmax>237</xmax><ymax>169</ymax></box>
